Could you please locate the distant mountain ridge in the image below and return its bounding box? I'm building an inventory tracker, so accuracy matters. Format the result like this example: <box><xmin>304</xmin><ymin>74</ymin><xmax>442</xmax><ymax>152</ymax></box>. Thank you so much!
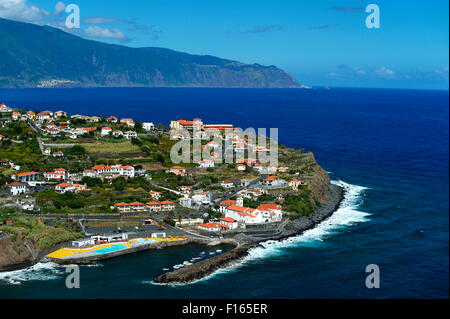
<box><xmin>0</xmin><ymin>18</ymin><xmax>300</xmax><ymax>88</ymax></box>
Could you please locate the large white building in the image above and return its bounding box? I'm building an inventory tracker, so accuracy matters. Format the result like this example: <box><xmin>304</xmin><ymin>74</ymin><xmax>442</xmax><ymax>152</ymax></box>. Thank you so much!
<box><xmin>91</xmin><ymin>164</ymin><xmax>135</xmax><ymax>179</ymax></box>
<box><xmin>224</xmin><ymin>202</ymin><xmax>283</xmax><ymax>226</ymax></box>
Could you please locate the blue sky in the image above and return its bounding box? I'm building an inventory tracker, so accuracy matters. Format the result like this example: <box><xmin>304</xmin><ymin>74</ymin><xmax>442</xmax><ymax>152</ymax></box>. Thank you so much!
<box><xmin>0</xmin><ymin>0</ymin><xmax>448</xmax><ymax>89</ymax></box>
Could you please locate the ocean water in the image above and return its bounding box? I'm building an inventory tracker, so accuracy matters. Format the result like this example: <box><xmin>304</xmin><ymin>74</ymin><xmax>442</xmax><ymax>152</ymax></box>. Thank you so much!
<box><xmin>0</xmin><ymin>87</ymin><xmax>448</xmax><ymax>298</ymax></box>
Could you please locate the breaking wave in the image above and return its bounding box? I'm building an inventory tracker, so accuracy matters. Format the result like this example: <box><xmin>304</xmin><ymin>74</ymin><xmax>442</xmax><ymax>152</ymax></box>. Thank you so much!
<box><xmin>0</xmin><ymin>262</ymin><xmax>63</xmax><ymax>285</ymax></box>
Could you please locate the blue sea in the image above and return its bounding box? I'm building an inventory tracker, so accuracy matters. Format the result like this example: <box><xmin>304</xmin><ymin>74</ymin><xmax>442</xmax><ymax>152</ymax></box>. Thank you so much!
<box><xmin>0</xmin><ymin>87</ymin><xmax>448</xmax><ymax>298</ymax></box>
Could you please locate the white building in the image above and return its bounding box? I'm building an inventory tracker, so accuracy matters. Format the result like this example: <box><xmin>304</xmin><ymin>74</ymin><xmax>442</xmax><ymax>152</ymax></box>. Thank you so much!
<box><xmin>7</xmin><ymin>182</ymin><xmax>27</xmax><ymax>196</ymax></box>
<box><xmin>101</xmin><ymin>127</ymin><xmax>112</xmax><ymax>136</ymax></box>
<box><xmin>72</xmin><ymin>238</ymin><xmax>95</xmax><ymax>247</ymax></box>
<box><xmin>44</xmin><ymin>172</ymin><xmax>66</xmax><ymax>181</ymax></box>
<box><xmin>92</xmin><ymin>164</ymin><xmax>135</xmax><ymax>179</ymax></box>
<box><xmin>179</xmin><ymin>197</ymin><xmax>192</xmax><ymax>208</ymax></box>
<box><xmin>192</xmin><ymin>191</ymin><xmax>211</xmax><ymax>205</ymax></box>
<box><xmin>198</xmin><ymin>159</ymin><xmax>214</xmax><ymax>168</ymax></box>
<box><xmin>220</xmin><ymin>217</ymin><xmax>239</xmax><ymax>229</ymax></box>
<box><xmin>220</xmin><ymin>180</ymin><xmax>234</xmax><ymax>189</ymax></box>
<box><xmin>143</xmin><ymin>122</ymin><xmax>155</xmax><ymax>131</ymax></box>
<box><xmin>124</xmin><ymin>131</ymin><xmax>137</xmax><ymax>140</ymax></box>
<box><xmin>55</xmin><ymin>183</ymin><xmax>75</xmax><ymax>193</ymax></box>
<box><xmin>112</xmin><ymin>130</ymin><xmax>123</xmax><ymax>137</ymax></box>
<box><xmin>224</xmin><ymin>202</ymin><xmax>282</xmax><ymax>226</ymax></box>
<box><xmin>12</xmin><ymin>171</ymin><xmax>39</xmax><ymax>182</ymax></box>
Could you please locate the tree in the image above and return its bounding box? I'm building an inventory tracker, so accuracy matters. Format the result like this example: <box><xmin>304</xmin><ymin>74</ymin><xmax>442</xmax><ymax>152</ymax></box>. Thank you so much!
<box><xmin>131</xmin><ymin>138</ymin><xmax>142</xmax><ymax>146</ymax></box>
<box><xmin>67</xmin><ymin>145</ymin><xmax>86</xmax><ymax>156</ymax></box>
<box><xmin>112</xmin><ymin>176</ymin><xmax>127</xmax><ymax>191</ymax></box>
<box><xmin>81</xmin><ymin>176</ymin><xmax>102</xmax><ymax>187</ymax></box>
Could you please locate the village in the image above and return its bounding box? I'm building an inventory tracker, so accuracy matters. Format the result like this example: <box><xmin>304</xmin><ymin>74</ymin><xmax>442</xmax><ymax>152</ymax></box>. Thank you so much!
<box><xmin>0</xmin><ymin>102</ymin><xmax>317</xmax><ymax>253</ymax></box>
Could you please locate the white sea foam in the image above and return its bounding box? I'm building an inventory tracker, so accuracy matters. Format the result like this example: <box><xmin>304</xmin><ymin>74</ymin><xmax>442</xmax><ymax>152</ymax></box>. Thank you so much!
<box><xmin>241</xmin><ymin>180</ymin><xmax>370</xmax><ymax>261</ymax></box>
<box><xmin>162</xmin><ymin>179</ymin><xmax>371</xmax><ymax>285</ymax></box>
<box><xmin>0</xmin><ymin>262</ymin><xmax>63</xmax><ymax>285</ymax></box>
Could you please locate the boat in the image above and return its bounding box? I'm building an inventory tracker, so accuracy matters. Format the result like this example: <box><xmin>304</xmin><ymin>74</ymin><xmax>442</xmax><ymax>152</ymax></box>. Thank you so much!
<box><xmin>209</xmin><ymin>252</ymin><xmax>215</xmax><ymax>255</ymax></box>
<box><xmin>199</xmin><ymin>251</ymin><xmax>206</xmax><ymax>256</ymax></box>
<box><xmin>173</xmin><ymin>264</ymin><xmax>184</xmax><ymax>269</ymax></box>
<box><xmin>162</xmin><ymin>268</ymin><xmax>170</xmax><ymax>271</ymax></box>
<box><xmin>216</xmin><ymin>249</ymin><xmax>222</xmax><ymax>253</ymax></box>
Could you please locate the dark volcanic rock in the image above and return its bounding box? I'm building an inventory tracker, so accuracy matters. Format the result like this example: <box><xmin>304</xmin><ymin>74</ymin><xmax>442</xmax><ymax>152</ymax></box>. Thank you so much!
<box><xmin>153</xmin><ymin>243</ymin><xmax>258</xmax><ymax>285</ymax></box>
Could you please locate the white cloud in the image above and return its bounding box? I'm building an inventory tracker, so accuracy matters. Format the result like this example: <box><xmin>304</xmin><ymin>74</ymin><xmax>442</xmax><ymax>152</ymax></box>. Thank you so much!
<box><xmin>0</xmin><ymin>0</ymin><xmax>49</xmax><ymax>24</ymax></box>
<box><xmin>83</xmin><ymin>25</ymin><xmax>130</xmax><ymax>43</ymax></box>
<box><xmin>53</xmin><ymin>1</ymin><xmax>66</xmax><ymax>17</ymax></box>
<box><xmin>374</xmin><ymin>66</ymin><xmax>395</xmax><ymax>78</ymax></box>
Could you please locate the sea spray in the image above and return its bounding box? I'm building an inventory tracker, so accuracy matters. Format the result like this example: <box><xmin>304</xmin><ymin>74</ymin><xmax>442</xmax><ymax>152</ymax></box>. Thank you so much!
<box><xmin>243</xmin><ymin>180</ymin><xmax>370</xmax><ymax>261</ymax></box>
<box><xmin>0</xmin><ymin>262</ymin><xmax>63</xmax><ymax>285</ymax></box>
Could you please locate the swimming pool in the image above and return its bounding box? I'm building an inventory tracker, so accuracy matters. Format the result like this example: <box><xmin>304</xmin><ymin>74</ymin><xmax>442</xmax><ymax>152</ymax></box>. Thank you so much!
<box><xmin>93</xmin><ymin>244</ymin><xmax>128</xmax><ymax>254</ymax></box>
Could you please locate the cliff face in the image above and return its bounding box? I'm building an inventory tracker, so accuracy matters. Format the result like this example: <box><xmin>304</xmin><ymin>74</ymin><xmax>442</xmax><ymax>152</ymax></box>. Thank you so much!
<box><xmin>304</xmin><ymin>152</ymin><xmax>331</xmax><ymax>205</ymax></box>
<box><xmin>0</xmin><ymin>18</ymin><xmax>300</xmax><ymax>88</ymax></box>
<box><xmin>0</xmin><ymin>236</ymin><xmax>35</xmax><ymax>271</ymax></box>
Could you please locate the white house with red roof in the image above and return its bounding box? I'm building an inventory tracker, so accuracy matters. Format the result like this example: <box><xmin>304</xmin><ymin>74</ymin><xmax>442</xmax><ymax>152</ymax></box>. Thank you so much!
<box><xmin>198</xmin><ymin>223</ymin><xmax>223</xmax><ymax>232</ymax></box>
<box><xmin>92</xmin><ymin>164</ymin><xmax>135</xmax><ymax>179</ymax></box>
<box><xmin>44</xmin><ymin>171</ymin><xmax>66</xmax><ymax>181</ymax></box>
<box><xmin>220</xmin><ymin>217</ymin><xmax>239</xmax><ymax>229</ymax></box>
<box><xmin>263</xmin><ymin>176</ymin><xmax>286</xmax><ymax>187</ymax></box>
<box><xmin>55</xmin><ymin>183</ymin><xmax>75</xmax><ymax>193</ymax></box>
<box><xmin>219</xmin><ymin>199</ymin><xmax>237</xmax><ymax>213</ymax></box>
<box><xmin>115</xmin><ymin>202</ymin><xmax>146</xmax><ymax>213</ymax></box>
<box><xmin>112</xmin><ymin>130</ymin><xmax>123</xmax><ymax>137</ymax></box>
<box><xmin>167</xmin><ymin>166</ymin><xmax>186</xmax><ymax>176</ymax></box>
<box><xmin>7</xmin><ymin>181</ymin><xmax>27</xmax><ymax>196</ymax></box>
<box><xmin>224</xmin><ymin>200</ymin><xmax>282</xmax><ymax>226</ymax></box>
<box><xmin>106</xmin><ymin>116</ymin><xmax>118</xmax><ymax>123</ymax></box>
<box><xmin>192</xmin><ymin>191</ymin><xmax>211</xmax><ymax>205</ymax></box>
<box><xmin>120</xmin><ymin>118</ymin><xmax>135</xmax><ymax>127</ymax></box>
<box><xmin>101</xmin><ymin>127</ymin><xmax>112</xmax><ymax>136</ymax></box>
<box><xmin>12</xmin><ymin>171</ymin><xmax>39</xmax><ymax>182</ymax></box>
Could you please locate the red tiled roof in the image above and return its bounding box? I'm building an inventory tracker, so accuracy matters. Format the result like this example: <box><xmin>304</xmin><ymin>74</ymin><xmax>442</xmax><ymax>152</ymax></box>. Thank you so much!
<box><xmin>220</xmin><ymin>200</ymin><xmax>236</xmax><ymax>206</ymax></box>
<box><xmin>14</xmin><ymin>171</ymin><xmax>38</xmax><ymax>177</ymax></box>
<box><xmin>257</xmin><ymin>204</ymin><xmax>281</xmax><ymax>211</ymax></box>
<box><xmin>7</xmin><ymin>181</ymin><xmax>25</xmax><ymax>187</ymax></box>
<box><xmin>56</xmin><ymin>183</ymin><xmax>73</xmax><ymax>188</ymax></box>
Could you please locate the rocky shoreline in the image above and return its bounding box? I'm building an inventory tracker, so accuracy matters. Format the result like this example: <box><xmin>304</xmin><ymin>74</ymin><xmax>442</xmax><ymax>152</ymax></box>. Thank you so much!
<box><xmin>152</xmin><ymin>183</ymin><xmax>344</xmax><ymax>285</ymax></box>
